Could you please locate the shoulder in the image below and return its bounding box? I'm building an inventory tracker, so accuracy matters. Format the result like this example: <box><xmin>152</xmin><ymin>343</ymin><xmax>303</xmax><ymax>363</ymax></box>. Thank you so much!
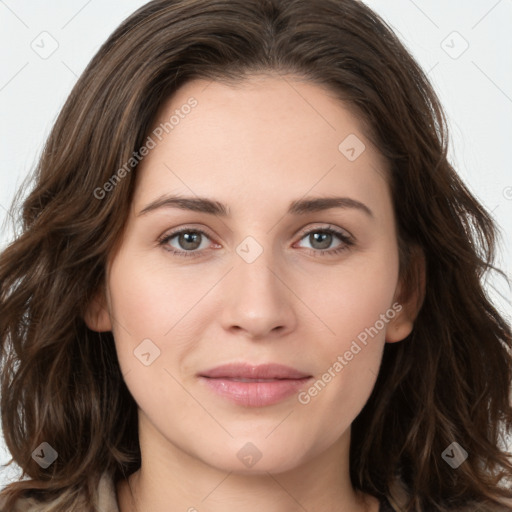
<box><xmin>0</xmin><ymin>471</ymin><xmax>120</xmax><ymax>512</ymax></box>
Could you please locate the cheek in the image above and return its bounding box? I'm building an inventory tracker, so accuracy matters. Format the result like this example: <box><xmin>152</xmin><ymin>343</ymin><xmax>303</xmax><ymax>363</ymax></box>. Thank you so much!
<box><xmin>107</xmin><ymin>245</ymin><xmax>207</xmax><ymax>337</ymax></box>
<box><xmin>106</xmin><ymin>250</ymin><xmax>190</xmax><ymax>377</ymax></box>
<box><xmin>109</xmin><ymin>269</ymin><xmax>167</xmax><ymax>338</ymax></box>
<box><xmin>106</xmin><ymin>246</ymin><xmax>225</xmax><ymax>397</ymax></box>
<box><xmin>296</xmin><ymin>272</ymin><xmax>395</xmax><ymax>436</ymax></box>
<box><xmin>295</xmin><ymin>244</ymin><xmax>398</xmax><ymax>410</ymax></box>
<box><xmin>303</xmin><ymin>247</ymin><xmax>399</xmax><ymax>348</ymax></box>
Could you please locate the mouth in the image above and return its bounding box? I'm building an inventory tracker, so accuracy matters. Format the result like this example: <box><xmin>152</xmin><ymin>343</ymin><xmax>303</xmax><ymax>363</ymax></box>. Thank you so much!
<box><xmin>198</xmin><ymin>363</ymin><xmax>312</xmax><ymax>407</ymax></box>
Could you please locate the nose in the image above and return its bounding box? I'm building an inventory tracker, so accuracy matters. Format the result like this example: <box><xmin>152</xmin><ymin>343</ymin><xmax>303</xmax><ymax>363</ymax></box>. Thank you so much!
<box><xmin>219</xmin><ymin>245</ymin><xmax>297</xmax><ymax>340</ymax></box>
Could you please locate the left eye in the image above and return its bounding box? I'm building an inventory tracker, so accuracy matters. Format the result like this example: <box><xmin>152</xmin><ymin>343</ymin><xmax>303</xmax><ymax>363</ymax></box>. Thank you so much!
<box><xmin>296</xmin><ymin>228</ymin><xmax>349</xmax><ymax>251</ymax></box>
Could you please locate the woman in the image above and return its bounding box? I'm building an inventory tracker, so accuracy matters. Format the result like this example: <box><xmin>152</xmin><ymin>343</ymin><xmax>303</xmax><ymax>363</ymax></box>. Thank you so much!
<box><xmin>1</xmin><ymin>0</ymin><xmax>511</xmax><ymax>511</ymax></box>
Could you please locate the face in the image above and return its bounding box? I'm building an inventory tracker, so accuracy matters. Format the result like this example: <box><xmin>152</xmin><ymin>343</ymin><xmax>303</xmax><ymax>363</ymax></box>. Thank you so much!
<box><xmin>87</xmin><ymin>75</ymin><xmax>414</xmax><ymax>475</ymax></box>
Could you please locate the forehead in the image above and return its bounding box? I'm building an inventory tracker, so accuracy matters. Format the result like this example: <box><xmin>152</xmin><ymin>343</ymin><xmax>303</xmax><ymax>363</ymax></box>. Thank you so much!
<box><xmin>133</xmin><ymin>75</ymin><xmax>390</xmax><ymax>215</ymax></box>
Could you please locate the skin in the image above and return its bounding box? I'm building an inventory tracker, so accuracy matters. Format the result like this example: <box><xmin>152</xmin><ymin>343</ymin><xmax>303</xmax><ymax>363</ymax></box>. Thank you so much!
<box><xmin>85</xmin><ymin>74</ymin><xmax>421</xmax><ymax>512</ymax></box>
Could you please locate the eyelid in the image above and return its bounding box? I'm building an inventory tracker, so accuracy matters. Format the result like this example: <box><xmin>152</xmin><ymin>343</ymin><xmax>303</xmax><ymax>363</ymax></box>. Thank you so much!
<box><xmin>158</xmin><ymin>223</ymin><xmax>353</xmax><ymax>243</ymax></box>
<box><xmin>157</xmin><ymin>224</ymin><xmax>215</xmax><ymax>243</ymax></box>
<box><xmin>295</xmin><ymin>223</ymin><xmax>353</xmax><ymax>241</ymax></box>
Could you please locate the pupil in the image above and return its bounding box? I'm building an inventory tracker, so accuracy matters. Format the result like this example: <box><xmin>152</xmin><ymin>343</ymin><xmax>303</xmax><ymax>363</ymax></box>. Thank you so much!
<box><xmin>311</xmin><ymin>232</ymin><xmax>331</xmax><ymax>249</ymax></box>
<box><xmin>180</xmin><ymin>232</ymin><xmax>201</xmax><ymax>250</ymax></box>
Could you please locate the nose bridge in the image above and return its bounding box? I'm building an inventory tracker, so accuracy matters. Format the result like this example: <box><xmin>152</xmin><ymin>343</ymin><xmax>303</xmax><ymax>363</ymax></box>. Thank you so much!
<box><xmin>219</xmin><ymin>235</ymin><xmax>296</xmax><ymax>337</ymax></box>
<box><xmin>234</xmin><ymin>238</ymin><xmax>277</xmax><ymax>295</ymax></box>
<box><xmin>233</xmin><ymin>236</ymin><xmax>283</xmax><ymax>308</ymax></box>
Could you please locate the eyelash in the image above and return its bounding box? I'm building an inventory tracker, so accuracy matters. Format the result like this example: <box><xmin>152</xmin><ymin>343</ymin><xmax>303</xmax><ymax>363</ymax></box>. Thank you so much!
<box><xmin>157</xmin><ymin>225</ymin><xmax>355</xmax><ymax>259</ymax></box>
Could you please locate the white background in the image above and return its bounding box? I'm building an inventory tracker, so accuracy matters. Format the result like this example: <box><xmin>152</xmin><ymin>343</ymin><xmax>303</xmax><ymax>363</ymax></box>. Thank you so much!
<box><xmin>1</xmin><ymin>0</ymin><xmax>511</xmax><ymax>490</ymax></box>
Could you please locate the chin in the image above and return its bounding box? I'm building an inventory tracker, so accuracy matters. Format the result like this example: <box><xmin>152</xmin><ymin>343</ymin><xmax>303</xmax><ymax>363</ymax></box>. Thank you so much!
<box><xmin>199</xmin><ymin>439</ymin><xmax>312</xmax><ymax>475</ymax></box>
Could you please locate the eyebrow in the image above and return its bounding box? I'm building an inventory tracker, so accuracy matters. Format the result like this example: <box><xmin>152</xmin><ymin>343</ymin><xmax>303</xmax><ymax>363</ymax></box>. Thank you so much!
<box><xmin>138</xmin><ymin>195</ymin><xmax>374</xmax><ymax>218</ymax></box>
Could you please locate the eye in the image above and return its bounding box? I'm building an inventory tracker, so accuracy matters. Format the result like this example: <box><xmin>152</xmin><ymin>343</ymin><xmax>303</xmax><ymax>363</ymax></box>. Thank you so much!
<box><xmin>295</xmin><ymin>225</ymin><xmax>354</xmax><ymax>257</ymax></box>
<box><xmin>158</xmin><ymin>228</ymin><xmax>214</xmax><ymax>257</ymax></box>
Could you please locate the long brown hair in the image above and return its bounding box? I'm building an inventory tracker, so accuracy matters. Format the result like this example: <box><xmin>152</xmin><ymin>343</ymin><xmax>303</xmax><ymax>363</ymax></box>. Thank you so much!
<box><xmin>1</xmin><ymin>0</ymin><xmax>511</xmax><ymax>510</ymax></box>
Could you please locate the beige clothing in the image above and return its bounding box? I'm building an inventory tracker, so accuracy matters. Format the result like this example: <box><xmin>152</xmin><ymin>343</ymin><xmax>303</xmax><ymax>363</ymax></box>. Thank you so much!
<box><xmin>0</xmin><ymin>472</ymin><xmax>119</xmax><ymax>512</ymax></box>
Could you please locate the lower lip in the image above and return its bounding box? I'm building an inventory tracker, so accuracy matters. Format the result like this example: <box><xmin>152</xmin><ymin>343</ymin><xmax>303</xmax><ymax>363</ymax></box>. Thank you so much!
<box><xmin>200</xmin><ymin>377</ymin><xmax>312</xmax><ymax>407</ymax></box>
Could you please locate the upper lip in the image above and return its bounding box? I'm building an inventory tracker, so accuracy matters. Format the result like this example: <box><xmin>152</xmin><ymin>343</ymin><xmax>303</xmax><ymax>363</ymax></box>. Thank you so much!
<box><xmin>199</xmin><ymin>363</ymin><xmax>311</xmax><ymax>380</ymax></box>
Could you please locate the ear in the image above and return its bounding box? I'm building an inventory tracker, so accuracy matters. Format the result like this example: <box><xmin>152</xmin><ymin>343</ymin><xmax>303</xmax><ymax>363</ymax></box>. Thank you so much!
<box><xmin>386</xmin><ymin>245</ymin><xmax>426</xmax><ymax>343</ymax></box>
<box><xmin>83</xmin><ymin>287</ymin><xmax>112</xmax><ymax>332</ymax></box>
